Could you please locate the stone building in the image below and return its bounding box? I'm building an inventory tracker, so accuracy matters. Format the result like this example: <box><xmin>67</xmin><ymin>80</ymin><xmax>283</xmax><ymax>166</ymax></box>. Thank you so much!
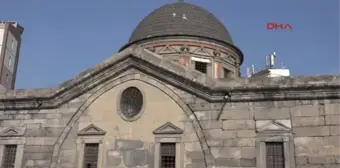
<box><xmin>0</xmin><ymin>1</ymin><xmax>339</xmax><ymax>168</ymax></box>
<box><xmin>0</xmin><ymin>21</ymin><xmax>23</xmax><ymax>91</ymax></box>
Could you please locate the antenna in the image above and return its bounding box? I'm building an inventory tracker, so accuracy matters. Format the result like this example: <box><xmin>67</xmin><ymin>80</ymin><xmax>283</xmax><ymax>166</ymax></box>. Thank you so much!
<box><xmin>270</xmin><ymin>52</ymin><xmax>276</xmax><ymax>68</ymax></box>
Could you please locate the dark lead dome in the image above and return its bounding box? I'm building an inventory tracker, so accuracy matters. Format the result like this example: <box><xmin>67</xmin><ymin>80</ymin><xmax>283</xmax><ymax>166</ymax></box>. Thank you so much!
<box><xmin>121</xmin><ymin>2</ymin><xmax>235</xmax><ymax>50</ymax></box>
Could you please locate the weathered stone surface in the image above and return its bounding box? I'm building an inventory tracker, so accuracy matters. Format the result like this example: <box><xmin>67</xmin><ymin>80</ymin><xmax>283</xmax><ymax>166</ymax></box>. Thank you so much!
<box><xmin>222</xmin><ymin>120</ymin><xmax>255</xmax><ymax>130</ymax></box>
<box><xmin>224</xmin><ymin>138</ymin><xmax>255</xmax><ymax>147</ymax></box>
<box><xmin>26</xmin><ymin>137</ymin><xmax>57</xmax><ymax>145</ymax></box>
<box><xmin>308</xmin><ymin>156</ymin><xmax>337</xmax><ymax>164</ymax></box>
<box><xmin>183</xmin><ymin>133</ymin><xmax>200</xmax><ymax>142</ymax></box>
<box><xmin>215</xmin><ymin>158</ymin><xmax>239</xmax><ymax>167</ymax></box>
<box><xmin>293</xmin><ymin>126</ymin><xmax>330</xmax><ymax>137</ymax></box>
<box><xmin>241</xmin><ymin>147</ymin><xmax>255</xmax><ymax>159</ymax></box>
<box><xmin>193</xmin><ymin>110</ymin><xmax>219</xmax><ymax>120</ymax></box>
<box><xmin>199</xmin><ymin>120</ymin><xmax>221</xmax><ymax>129</ymax></box>
<box><xmin>25</xmin><ymin>160</ymin><xmax>34</xmax><ymax>167</ymax></box>
<box><xmin>325</xmin><ymin>115</ymin><xmax>340</xmax><ymax>125</ymax></box>
<box><xmin>106</xmin><ymin>156</ymin><xmax>121</xmax><ymax>166</ymax></box>
<box><xmin>34</xmin><ymin>160</ymin><xmax>51</xmax><ymax>167</ymax></box>
<box><xmin>296</xmin><ymin>165</ymin><xmax>324</xmax><ymax>168</ymax></box>
<box><xmin>122</xmin><ymin>150</ymin><xmax>147</xmax><ymax>167</ymax></box>
<box><xmin>187</xmin><ymin>151</ymin><xmax>205</xmax><ymax>160</ymax></box>
<box><xmin>24</xmin><ymin>153</ymin><xmax>53</xmax><ymax>160</ymax></box>
<box><xmin>240</xmin><ymin>158</ymin><xmax>256</xmax><ymax>167</ymax></box>
<box><xmin>323</xmin><ymin>136</ymin><xmax>340</xmax><ymax>147</ymax></box>
<box><xmin>237</xmin><ymin>130</ymin><xmax>256</xmax><ymax>138</ymax></box>
<box><xmin>2</xmin><ymin>120</ymin><xmax>22</xmax><ymax>127</ymax></box>
<box><xmin>324</xmin><ymin>164</ymin><xmax>340</xmax><ymax>168</ymax></box>
<box><xmin>292</xmin><ymin>116</ymin><xmax>325</xmax><ymax>127</ymax></box>
<box><xmin>116</xmin><ymin>140</ymin><xmax>143</xmax><ymax>150</ymax></box>
<box><xmin>220</xmin><ymin>109</ymin><xmax>252</xmax><ymax>120</ymax></box>
<box><xmin>296</xmin><ymin>156</ymin><xmax>308</xmax><ymax>165</ymax></box>
<box><xmin>330</xmin><ymin>126</ymin><xmax>340</xmax><ymax>135</ymax></box>
<box><xmin>185</xmin><ymin>163</ymin><xmax>206</xmax><ymax>168</ymax></box>
<box><xmin>325</xmin><ymin>104</ymin><xmax>340</xmax><ymax>115</ymax></box>
<box><xmin>207</xmin><ymin>140</ymin><xmax>223</xmax><ymax>147</ymax></box>
<box><xmin>183</xmin><ymin>121</ymin><xmax>195</xmax><ymax>133</ymax></box>
<box><xmin>204</xmin><ymin>129</ymin><xmax>237</xmax><ymax>139</ymax></box>
<box><xmin>215</xmin><ymin>158</ymin><xmax>256</xmax><ymax>167</ymax></box>
<box><xmin>295</xmin><ymin>137</ymin><xmax>339</xmax><ymax>156</ymax></box>
<box><xmin>219</xmin><ymin>147</ymin><xmax>242</xmax><ymax>158</ymax></box>
<box><xmin>24</xmin><ymin>145</ymin><xmax>54</xmax><ymax>153</ymax></box>
<box><xmin>25</xmin><ymin>127</ymin><xmax>63</xmax><ymax>137</ymax></box>
<box><xmin>254</xmin><ymin>107</ymin><xmax>290</xmax><ymax>119</ymax></box>
<box><xmin>184</xmin><ymin>144</ymin><xmax>202</xmax><ymax>155</ymax></box>
<box><xmin>291</xmin><ymin>105</ymin><xmax>321</xmax><ymax>117</ymax></box>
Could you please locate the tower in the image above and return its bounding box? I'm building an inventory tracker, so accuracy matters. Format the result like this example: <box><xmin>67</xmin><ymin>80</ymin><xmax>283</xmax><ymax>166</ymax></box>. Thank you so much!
<box><xmin>120</xmin><ymin>2</ymin><xmax>244</xmax><ymax>79</ymax></box>
<box><xmin>0</xmin><ymin>21</ymin><xmax>24</xmax><ymax>90</ymax></box>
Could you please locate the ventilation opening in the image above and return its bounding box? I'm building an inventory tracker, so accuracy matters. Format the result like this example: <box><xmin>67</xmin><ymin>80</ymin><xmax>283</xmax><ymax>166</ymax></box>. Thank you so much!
<box><xmin>223</xmin><ymin>68</ymin><xmax>232</xmax><ymax>78</ymax></box>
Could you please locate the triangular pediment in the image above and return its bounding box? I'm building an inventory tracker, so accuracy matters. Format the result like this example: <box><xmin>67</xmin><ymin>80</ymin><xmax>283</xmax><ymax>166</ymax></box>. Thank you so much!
<box><xmin>78</xmin><ymin>124</ymin><xmax>106</xmax><ymax>136</ymax></box>
<box><xmin>153</xmin><ymin>122</ymin><xmax>183</xmax><ymax>134</ymax></box>
<box><xmin>0</xmin><ymin>127</ymin><xmax>25</xmax><ymax>137</ymax></box>
<box><xmin>5</xmin><ymin>129</ymin><xmax>18</xmax><ymax>135</ymax></box>
<box><xmin>257</xmin><ymin>120</ymin><xmax>291</xmax><ymax>133</ymax></box>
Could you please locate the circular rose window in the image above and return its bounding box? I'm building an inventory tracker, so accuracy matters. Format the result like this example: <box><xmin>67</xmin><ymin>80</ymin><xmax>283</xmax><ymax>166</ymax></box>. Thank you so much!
<box><xmin>119</xmin><ymin>87</ymin><xmax>144</xmax><ymax>119</ymax></box>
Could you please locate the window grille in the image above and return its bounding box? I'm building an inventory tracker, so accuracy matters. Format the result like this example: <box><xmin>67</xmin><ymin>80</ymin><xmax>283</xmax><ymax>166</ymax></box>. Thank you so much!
<box><xmin>83</xmin><ymin>143</ymin><xmax>99</xmax><ymax>168</ymax></box>
<box><xmin>266</xmin><ymin>142</ymin><xmax>285</xmax><ymax>168</ymax></box>
<box><xmin>2</xmin><ymin>145</ymin><xmax>17</xmax><ymax>168</ymax></box>
<box><xmin>194</xmin><ymin>61</ymin><xmax>207</xmax><ymax>73</ymax></box>
<box><xmin>160</xmin><ymin>143</ymin><xmax>176</xmax><ymax>168</ymax></box>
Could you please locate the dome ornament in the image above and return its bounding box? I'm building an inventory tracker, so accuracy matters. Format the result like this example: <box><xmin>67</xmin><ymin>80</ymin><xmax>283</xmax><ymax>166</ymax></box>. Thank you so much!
<box><xmin>213</xmin><ymin>50</ymin><xmax>221</xmax><ymax>56</ymax></box>
<box><xmin>180</xmin><ymin>45</ymin><xmax>190</xmax><ymax>52</ymax></box>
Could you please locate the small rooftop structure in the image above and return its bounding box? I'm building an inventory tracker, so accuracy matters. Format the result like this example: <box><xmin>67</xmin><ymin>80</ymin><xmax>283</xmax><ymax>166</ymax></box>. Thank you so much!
<box><xmin>247</xmin><ymin>52</ymin><xmax>290</xmax><ymax>78</ymax></box>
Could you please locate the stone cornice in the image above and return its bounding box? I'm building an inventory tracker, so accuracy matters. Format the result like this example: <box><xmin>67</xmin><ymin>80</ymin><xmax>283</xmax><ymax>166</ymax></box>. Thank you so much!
<box><xmin>0</xmin><ymin>46</ymin><xmax>338</xmax><ymax>110</ymax></box>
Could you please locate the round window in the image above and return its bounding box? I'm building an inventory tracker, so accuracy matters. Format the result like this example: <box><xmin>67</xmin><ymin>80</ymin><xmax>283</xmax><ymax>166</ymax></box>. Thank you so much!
<box><xmin>120</xmin><ymin>87</ymin><xmax>143</xmax><ymax>119</ymax></box>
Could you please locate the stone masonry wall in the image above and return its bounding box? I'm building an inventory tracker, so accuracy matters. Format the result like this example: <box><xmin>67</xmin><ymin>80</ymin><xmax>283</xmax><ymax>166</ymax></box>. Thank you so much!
<box><xmin>6</xmin><ymin>95</ymin><xmax>338</xmax><ymax>168</ymax></box>
<box><xmin>0</xmin><ymin>72</ymin><xmax>338</xmax><ymax>168</ymax></box>
<box><xmin>55</xmin><ymin>75</ymin><xmax>206</xmax><ymax>168</ymax></box>
<box><xmin>57</xmin><ymin>98</ymin><xmax>205</xmax><ymax>168</ymax></box>
<box><xmin>176</xmin><ymin>88</ymin><xmax>340</xmax><ymax>168</ymax></box>
<box><xmin>0</xmin><ymin>93</ymin><xmax>87</xmax><ymax>168</ymax></box>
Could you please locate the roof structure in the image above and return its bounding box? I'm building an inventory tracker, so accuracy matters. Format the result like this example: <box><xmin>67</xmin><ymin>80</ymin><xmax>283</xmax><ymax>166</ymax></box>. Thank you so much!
<box><xmin>121</xmin><ymin>2</ymin><xmax>237</xmax><ymax>51</ymax></box>
<box><xmin>0</xmin><ymin>45</ymin><xmax>338</xmax><ymax>110</ymax></box>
